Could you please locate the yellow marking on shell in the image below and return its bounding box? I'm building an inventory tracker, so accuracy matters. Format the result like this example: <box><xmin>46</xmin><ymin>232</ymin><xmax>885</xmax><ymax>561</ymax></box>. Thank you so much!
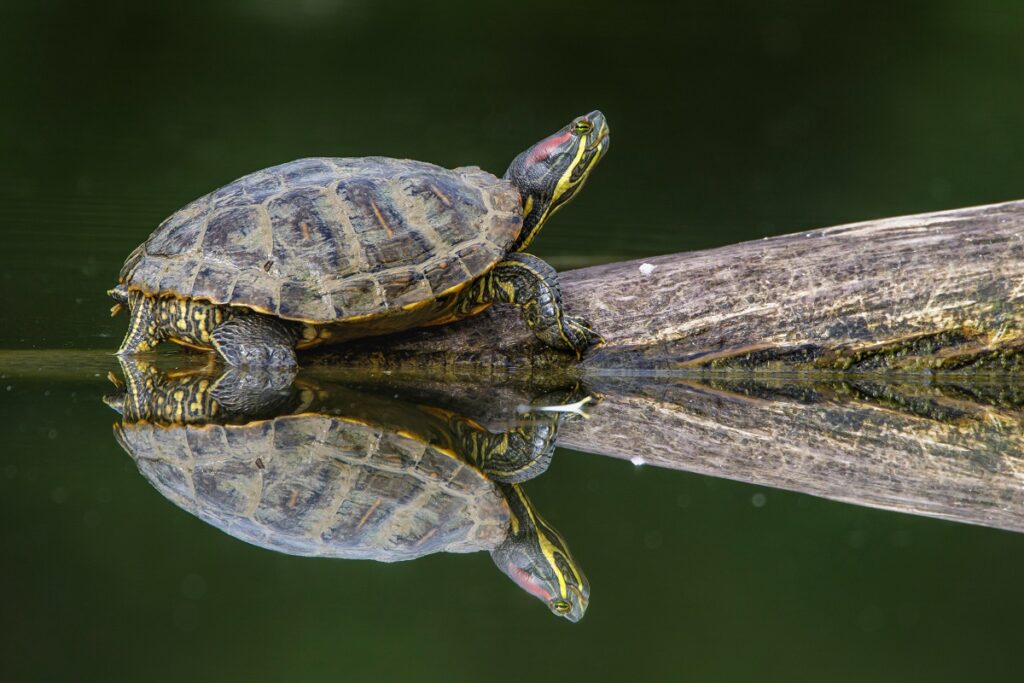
<box><xmin>395</xmin><ymin>429</ymin><xmax>420</xmax><ymax>441</ymax></box>
<box><xmin>432</xmin><ymin>444</ymin><xmax>460</xmax><ymax>460</ymax></box>
<box><xmin>429</xmin><ymin>184</ymin><xmax>452</xmax><ymax>207</ymax></box>
<box><xmin>417</xmin><ymin>405</ymin><xmax>458</xmax><ymax>421</ymax></box>
<box><xmin>400</xmin><ymin>298</ymin><xmax>433</xmax><ymax>311</ymax></box>
<box><xmin>369</xmin><ymin>199</ymin><xmax>394</xmax><ymax>237</ymax></box>
<box><xmin>439</xmin><ymin>278</ymin><xmax>471</xmax><ymax>297</ymax></box>
<box><xmin>356</xmin><ymin>498</ymin><xmax>383</xmax><ymax>530</ymax></box>
<box><xmin>337</xmin><ymin>310</ymin><xmax>386</xmax><ymax>323</ymax></box>
<box><xmin>300</xmin><ymin>221</ymin><xmax>311</xmax><ymax>241</ymax></box>
<box><xmin>338</xmin><ymin>416</ymin><xmax>375</xmax><ymax>428</ymax></box>
<box><xmin>301</xmin><ymin>325</ymin><xmax>318</xmax><ymax>341</ymax></box>
<box><xmin>415</xmin><ymin>527</ymin><xmax>439</xmax><ymax>547</ymax></box>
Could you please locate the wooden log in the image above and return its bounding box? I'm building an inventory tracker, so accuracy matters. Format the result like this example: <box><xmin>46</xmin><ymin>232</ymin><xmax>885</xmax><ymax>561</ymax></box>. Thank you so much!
<box><xmin>314</xmin><ymin>199</ymin><xmax>1024</xmax><ymax>374</ymax></box>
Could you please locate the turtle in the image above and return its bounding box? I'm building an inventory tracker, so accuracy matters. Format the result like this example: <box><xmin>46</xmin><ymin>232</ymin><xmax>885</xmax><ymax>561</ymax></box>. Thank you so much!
<box><xmin>109</xmin><ymin>111</ymin><xmax>610</xmax><ymax>368</ymax></box>
<box><xmin>104</xmin><ymin>358</ymin><xmax>592</xmax><ymax>621</ymax></box>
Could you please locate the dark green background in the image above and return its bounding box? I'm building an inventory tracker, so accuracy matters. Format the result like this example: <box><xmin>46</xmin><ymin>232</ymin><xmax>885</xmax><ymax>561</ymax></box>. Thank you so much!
<box><xmin>2</xmin><ymin>1</ymin><xmax>1024</xmax><ymax>681</ymax></box>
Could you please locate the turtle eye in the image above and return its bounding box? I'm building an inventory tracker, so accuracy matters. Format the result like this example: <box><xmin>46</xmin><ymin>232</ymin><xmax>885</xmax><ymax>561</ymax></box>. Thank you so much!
<box><xmin>552</xmin><ymin>599</ymin><xmax>572</xmax><ymax>614</ymax></box>
<box><xmin>573</xmin><ymin>120</ymin><xmax>593</xmax><ymax>134</ymax></box>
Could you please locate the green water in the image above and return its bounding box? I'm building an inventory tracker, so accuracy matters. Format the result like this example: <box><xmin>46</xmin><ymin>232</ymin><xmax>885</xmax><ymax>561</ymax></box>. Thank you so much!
<box><xmin>3</xmin><ymin>1</ymin><xmax>1024</xmax><ymax>681</ymax></box>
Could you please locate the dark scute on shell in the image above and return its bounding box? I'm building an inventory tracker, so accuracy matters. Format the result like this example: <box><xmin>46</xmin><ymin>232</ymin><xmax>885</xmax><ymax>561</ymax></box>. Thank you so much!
<box><xmin>279</xmin><ymin>280</ymin><xmax>329</xmax><ymax>320</ymax></box>
<box><xmin>192</xmin><ymin>263</ymin><xmax>239</xmax><ymax>304</ymax></box>
<box><xmin>158</xmin><ymin>258</ymin><xmax>199</xmax><ymax>293</ymax></box>
<box><xmin>146</xmin><ymin>207</ymin><xmax>204</xmax><ymax>257</ymax></box>
<box><xmin>402</xmin><ymin>173</ymin><xmax>485</xmax><ymax>244</ymax></box>
<box><xmin>202</xmin><ymin>206</ymin><xmax>272</xmax><ymax>269</ymax></box>
<box><xmin>330</xmin><ymin>277</ymin><xmax>383</xmax><ymax>318</ymax></box>
<box><xmin>454</xmin><ymin>241</ymin><xmax>500</xmax><ymax>275</ymax></box>
<box><xmin>268</xmin><ymin>187</ymin><xmax>349</xmax><ymax>272</ymax></box>
<box><xmin>423</xmin><ymin>257</ymin><xmax>471</xmax><ymax>296</ymax></box>
<box><xmin>229</xmin><ymin>271</ymin><xmax>280</xmax><ymax>315</ymax></box>
<box><xmin>377</xmin><ymin>269</ymin><xmax>432</xmax><ymax>307</ymax></box>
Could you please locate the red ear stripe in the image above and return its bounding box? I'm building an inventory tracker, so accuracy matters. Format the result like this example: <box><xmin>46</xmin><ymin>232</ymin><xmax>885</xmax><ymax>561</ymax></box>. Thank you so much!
<box><xmin>507</xmin><ymin>563</ymin><xmax>554</xmax><ymax>601</ymax></box>
<box><xmin>527</xmin><ymin>130</ymin><xmax>572</xmax><ymax>164</ymax></box>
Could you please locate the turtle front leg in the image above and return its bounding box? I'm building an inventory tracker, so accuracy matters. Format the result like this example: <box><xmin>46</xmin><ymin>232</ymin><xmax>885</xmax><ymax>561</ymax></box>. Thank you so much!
<box><xmin>455</xmin><ymin>252</ymin><xmax>601</xmax><ymax>356</ymax></box>
<box><xmin>117</xmin><ymin>291</ymin><xmax>163</xmax><ymax>355</ymax></box>
<box><xmin>210</xmin><ymin>314</ymin><xmax>301</xmax><ymax>369</ymax></box>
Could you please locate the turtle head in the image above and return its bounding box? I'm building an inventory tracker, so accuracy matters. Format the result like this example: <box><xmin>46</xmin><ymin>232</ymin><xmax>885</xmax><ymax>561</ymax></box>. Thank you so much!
<box><xmin>491</xmin><ymin>484</ymin><xmax>590</xmax><ymax>622</ymax></box>
<box><xmin>505</xmin><ymin>111</ymin><xmax>610</xmax><ymax>252</ymax></box>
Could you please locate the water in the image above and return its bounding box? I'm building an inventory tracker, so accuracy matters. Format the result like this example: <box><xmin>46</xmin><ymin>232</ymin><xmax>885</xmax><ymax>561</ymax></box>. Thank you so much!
<box><xmin>4</xmin><ymin>2</ymin><xmax>1024</xmax><ymax>681</ymax></box>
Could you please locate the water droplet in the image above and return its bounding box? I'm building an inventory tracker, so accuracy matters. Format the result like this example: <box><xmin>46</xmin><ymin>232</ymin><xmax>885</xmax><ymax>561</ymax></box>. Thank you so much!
<box><xmin>638</xmin><ymin>262</ymin><xmax>656</xmax><ymax>276</ymax></box>
<box><xmin>751</xmin><ymin>493</ymin><xmax>767</xmax><ymax>508</ymax></box>
<box><xmin>630</xmin><ymin>456</ymin><xmax>646</xmax><ymax>466</ymax></box>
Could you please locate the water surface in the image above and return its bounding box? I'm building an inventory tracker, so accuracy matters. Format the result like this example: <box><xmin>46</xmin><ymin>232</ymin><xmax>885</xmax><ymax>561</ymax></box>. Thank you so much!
<box><xmin>4</xmin><ymin>2</ymin><xmax>1024</xmax><ymax>681</ymax></box>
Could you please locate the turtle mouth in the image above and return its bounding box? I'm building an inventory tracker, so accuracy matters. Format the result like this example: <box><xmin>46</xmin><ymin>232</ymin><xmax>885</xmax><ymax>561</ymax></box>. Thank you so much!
<box><xmin>587</xmin><ymin>127</ymin><xmax>609</xmax><ymax>152</ymax></box>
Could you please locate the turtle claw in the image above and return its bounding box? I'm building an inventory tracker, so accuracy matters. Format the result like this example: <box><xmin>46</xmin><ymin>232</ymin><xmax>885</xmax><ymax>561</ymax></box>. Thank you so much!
<box><xmin>521</xmin><ymin>394</ymin><xmax>594</xmax><ymax>419</ymax></box>
<box><xmin>563</xmin><ymin>315</ymin><xmax>603</xmax><ymax>358</ymax></box>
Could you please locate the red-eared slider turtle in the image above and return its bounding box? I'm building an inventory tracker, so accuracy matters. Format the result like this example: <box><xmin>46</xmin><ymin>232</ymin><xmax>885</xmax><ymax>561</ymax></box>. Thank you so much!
<box><xmin>105</xmin><ymin>359</ymin><xmax>591</xmax><ymax>621</ymax></box>
<box><xmin>110</xmin><ymin>112</ymin><xmax>610</xmax><ymax>367</ymax></box>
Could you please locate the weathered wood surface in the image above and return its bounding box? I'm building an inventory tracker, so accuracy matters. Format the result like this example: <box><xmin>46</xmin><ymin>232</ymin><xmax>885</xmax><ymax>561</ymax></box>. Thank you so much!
<box><xmin>560</xmin><ymin>375</ymin><xmax>1024</xmax><ymax>534</ymax></box>
<box><xmin>314</xmin><ymin>199</ymin><xmax>1024</xmax><ymax>373</ymax></box>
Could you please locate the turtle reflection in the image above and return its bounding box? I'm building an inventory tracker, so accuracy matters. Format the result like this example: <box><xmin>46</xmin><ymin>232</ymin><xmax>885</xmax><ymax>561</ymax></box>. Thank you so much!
<box><xmin>105</xmin><ymin>359</ymin><xmax>592</xmax><ymax>621</ymax></box>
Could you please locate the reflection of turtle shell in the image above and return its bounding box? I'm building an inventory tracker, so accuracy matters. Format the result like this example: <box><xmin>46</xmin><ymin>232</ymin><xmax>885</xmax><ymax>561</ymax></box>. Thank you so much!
<box><xmin>116</xmin><ymin>413</ymin><xmax>511</xmax><ymax>561</ymax></box>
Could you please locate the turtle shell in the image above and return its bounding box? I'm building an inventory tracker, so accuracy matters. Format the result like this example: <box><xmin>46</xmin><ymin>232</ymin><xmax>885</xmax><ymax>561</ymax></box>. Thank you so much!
<box><xmin>119</xmin><ymin>157</ymin><xmax>524</xmax><ymax>322</ymax></box>
<box><xmin>116</xmin><ymin>414</ymin><xmax>512</xmax><ymax>561</ymax></box>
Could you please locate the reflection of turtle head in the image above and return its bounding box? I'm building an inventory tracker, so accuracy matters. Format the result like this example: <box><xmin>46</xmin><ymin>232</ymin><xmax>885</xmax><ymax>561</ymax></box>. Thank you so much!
<box><xmin>491</xmin><ymin>483</ymin><xmax>589</xmax><ymax>622</ymax></box>
<box><xmin>106</xmin><ymin>359</ymin><xmax>591</xmax><ymax>621</ymax></box>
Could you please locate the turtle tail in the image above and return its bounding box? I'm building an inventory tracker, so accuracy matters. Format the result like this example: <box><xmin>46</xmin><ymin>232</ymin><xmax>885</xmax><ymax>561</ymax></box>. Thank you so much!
<box><xmin>108</xmin><ymin>284</ymin><xmax>129</xmax><ymax>316</ymax></box>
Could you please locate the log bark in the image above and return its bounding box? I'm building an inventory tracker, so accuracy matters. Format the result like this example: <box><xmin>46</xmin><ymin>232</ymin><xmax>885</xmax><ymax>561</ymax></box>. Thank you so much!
<box><xmin>314</xmin><ymin>199</ymin><xmax>1024</xmax><ymax>374</ymax></box>
<box><xmin>559</xmin><ymin>375</ymin><xmax>1024</xmax><ymax>534</ymax></box>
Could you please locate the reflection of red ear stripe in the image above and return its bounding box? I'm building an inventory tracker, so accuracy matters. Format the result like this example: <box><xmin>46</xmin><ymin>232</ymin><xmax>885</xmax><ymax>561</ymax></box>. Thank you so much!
<box><xmin>527</xmin><ymin>130</ymin><xmax>573</xmax><ymax>164</ymax></box>
<box><xmin>507</xmin><ymin>563</ymin><xmax>554</xmax><ymax>601</ymax></box>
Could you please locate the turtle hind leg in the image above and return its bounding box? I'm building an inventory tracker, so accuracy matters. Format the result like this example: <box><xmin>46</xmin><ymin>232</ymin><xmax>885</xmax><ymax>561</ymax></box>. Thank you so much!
<box><xmin>456</xmin><ymin>252</ymin><xmax>601</xmax><ymax>357</ymax></box>
<box><xmin>210</xmin><ymin>313</ymin><xmax>300</xmax><ymax>369</ymax></box>
<box><xmin>117</xmin><ymin>291</ymin><xmax>163</xmax><ymax>355</ymax></box>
